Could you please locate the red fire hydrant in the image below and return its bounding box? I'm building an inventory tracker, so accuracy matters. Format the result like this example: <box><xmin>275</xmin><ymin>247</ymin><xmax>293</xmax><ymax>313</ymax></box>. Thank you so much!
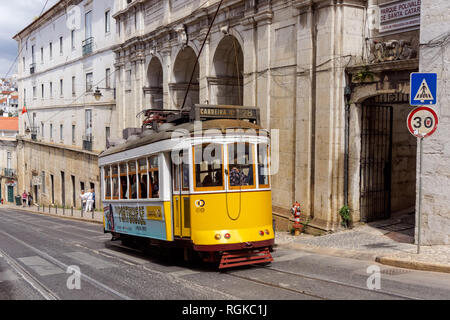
<box><xmin>291</xmin><ymin>201</ymin><xmax>302</xmax><ymax>236</ymax></box>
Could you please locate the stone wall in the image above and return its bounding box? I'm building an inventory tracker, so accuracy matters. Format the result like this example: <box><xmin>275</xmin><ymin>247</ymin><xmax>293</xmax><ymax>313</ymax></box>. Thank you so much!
<box><xmin>417</xmin><ymin>0</ymin><xmax>450</xmax><ymax>245</ymax></box>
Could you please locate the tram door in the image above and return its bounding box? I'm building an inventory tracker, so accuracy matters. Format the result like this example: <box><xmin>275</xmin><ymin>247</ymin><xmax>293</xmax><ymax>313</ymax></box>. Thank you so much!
<box><xmin>172</xmin><ymin>152</ymin><xmax>191</xmax><ymax>238</ymax></box>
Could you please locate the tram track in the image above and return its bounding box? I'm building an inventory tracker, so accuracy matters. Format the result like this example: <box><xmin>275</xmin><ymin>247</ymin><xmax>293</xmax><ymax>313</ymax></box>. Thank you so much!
<box><xmin>224</xmin><ymin>264</ymin><xmax>422</xmax><ymax>300</ymax></box>
<box><xmin>0</xmin><ymin>227</ymin><xmax>133</xmax><ymax>300</ymax></box>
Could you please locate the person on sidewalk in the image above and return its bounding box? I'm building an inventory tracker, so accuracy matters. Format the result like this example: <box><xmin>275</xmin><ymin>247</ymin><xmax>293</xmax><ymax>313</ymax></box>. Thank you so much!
<box><xmin>22</xmin><ymin>191</ymin><xmax>27</xmax><ymax>207</ymax></box>
<box><xmin>27</xmin><ymin>192</ymin><xmax>33</xmax><ymax>206</ymax></box>
<box><xmin>81</xmin><ymin>189</ymin><xmax>94</xmax><ymax>214</ymax></box>
<box><xmin>80</xmin><ymin>190</ymin><xmax>86</xmax><ymax>213</ymax></box>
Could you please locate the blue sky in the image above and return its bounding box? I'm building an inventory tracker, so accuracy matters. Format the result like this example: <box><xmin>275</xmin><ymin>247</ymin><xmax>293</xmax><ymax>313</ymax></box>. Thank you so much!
<box><xmin>0</xmin><ymin>0</ymin><xmax>58</xmax><ymax>78</ymax></box>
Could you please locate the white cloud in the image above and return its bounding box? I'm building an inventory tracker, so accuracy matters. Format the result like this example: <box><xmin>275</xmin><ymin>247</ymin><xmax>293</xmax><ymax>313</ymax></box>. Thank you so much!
<box><xmin>0</xmin><ymin>0</ymin><xmax>59</xmax><ymax>77</ymax></box>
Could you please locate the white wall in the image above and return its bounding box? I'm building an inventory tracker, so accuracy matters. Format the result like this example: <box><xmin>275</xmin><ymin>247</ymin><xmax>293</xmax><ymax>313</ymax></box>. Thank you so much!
<box><xmin>17</xmin><ymin>0</ymin><xmax>119</xmax><ymax>151</ymax></box>
<box><xmin>417</xmin><ymin>0</ymin><xmax>450</xmax><ymax>245</ymax></box>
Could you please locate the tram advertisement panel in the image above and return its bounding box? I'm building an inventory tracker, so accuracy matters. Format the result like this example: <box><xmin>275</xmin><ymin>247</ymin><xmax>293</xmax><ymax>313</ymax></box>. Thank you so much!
<box><xmin>104</xmin><ymin>203</ymin><xmax>167</xmax><ymax>240</ymax></box>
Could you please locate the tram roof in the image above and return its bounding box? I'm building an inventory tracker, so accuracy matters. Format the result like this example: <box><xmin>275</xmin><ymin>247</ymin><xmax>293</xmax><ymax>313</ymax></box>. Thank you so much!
<box><xmin>100</xmin><ymin>119</ymin><xmax>263</xmax><ymax>158</ymax></box>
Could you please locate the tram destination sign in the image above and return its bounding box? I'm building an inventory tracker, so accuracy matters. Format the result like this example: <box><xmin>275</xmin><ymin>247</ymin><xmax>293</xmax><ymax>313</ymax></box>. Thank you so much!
<box><xmin>191</xmin><ymin>104</ymin><xmax>260</xmax><ymax>124</ymax></box>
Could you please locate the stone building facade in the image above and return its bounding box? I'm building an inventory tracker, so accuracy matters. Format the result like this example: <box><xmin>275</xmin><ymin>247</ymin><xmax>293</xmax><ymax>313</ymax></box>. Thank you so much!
<box><xmin>346</xmin><ymin>0</ymin><xmax>421</xmax><ymax>229</ymax></box>
<box><xmin>416</xmin><ymin>0</ymin><xmax>450</xmax><ymax>245</ymax></box>
<box><xmin>14</xmin><ymin>0</ymin><xmax>119</xmax><ymax>209</ymax></box>
<box><xmin>112</xmin><ymin>0</ymin><xmax>368</xmax><ymax>232</ymax></box>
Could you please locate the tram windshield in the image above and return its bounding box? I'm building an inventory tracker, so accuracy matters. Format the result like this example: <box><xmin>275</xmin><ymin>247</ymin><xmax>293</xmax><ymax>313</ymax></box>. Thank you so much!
<box><xmin>228</xmin><ymin>142</ymin><xmax>255</xmax><ymax>189</ymax></box>
<box><xmin>194</xmin><ymin>144</ymin><xmax>223</xmax><ymax>190</ymax></box>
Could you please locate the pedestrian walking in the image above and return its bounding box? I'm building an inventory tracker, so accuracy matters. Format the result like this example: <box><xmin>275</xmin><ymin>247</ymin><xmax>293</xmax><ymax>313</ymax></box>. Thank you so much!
<box><xmin>80</xmin><ymin>190</ymin><xmax>86</xmax><ymax>212</ymax></box>
<box><xmin>22</xmin><ymin>191</ymin><xmax>27</xmax><ymax>207</ymax></box>
<box><xmin>27</xmin><ymin>192</ymin><xmax>33</xmax><ymax>206</ymax></box>
<box><xmin>81</xmin><ymin>189</ymin><xmax>94</xmax><ymax>214</ymax></box>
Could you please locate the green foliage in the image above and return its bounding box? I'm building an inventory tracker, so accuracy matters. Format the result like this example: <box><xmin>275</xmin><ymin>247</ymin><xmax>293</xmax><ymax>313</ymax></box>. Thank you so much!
<box><xmin>353</xmin><ymin>67</ymin><xmax>374</xmax><ymax>83</ymax></box>
<box><xmin>339</xmin><ymin>205</ymin><xmax>352</xmax><ymax>228</ymax></box>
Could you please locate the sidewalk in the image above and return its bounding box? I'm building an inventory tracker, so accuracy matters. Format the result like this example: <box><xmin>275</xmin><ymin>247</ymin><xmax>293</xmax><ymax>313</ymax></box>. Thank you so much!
<box><xmin>275</xmin><ymin>212</ymin><xmax>450</xmax><ymax>274</ymax></box>
<box><xmin>0</xmin><ymin>202</ymin><xmax>103</xmax><ymax>224</ymax></box>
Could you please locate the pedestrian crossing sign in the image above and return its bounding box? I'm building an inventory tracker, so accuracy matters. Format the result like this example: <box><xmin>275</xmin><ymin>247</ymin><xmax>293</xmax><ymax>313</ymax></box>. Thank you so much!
<box><xmin>410</xmin><ymin>73</ymin><xmax>437</xmax><ymax>105</ymax></box>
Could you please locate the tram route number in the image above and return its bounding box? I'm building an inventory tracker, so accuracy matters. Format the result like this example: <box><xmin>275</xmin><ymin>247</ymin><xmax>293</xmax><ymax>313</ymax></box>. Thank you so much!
<box><xmin>407</xmin><ymin>106</ymin><xmax>438</xmax><ymax>138</ymax></box>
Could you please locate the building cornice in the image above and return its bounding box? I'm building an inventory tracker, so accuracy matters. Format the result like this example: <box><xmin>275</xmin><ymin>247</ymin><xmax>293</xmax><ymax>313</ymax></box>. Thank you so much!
<box><xmin>18</xmin><ymin>135</ymin><xmax>101</xmax><ymax>157</ymax></box>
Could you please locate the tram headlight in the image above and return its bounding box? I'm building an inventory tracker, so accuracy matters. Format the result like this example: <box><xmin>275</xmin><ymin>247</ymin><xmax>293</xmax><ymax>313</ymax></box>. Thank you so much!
<box><xmin>259</xmin><ymin>230</ymin><xmax>264</xmax><ymax>236</ymax></box>
<box><xmin>265</xmin><ymin>229</ymin><xmax>270</xmax><ymax>235</ymax></box>
<box><xmin>215</xmin><ymin>233</ymin><xmax>221</xmax><ymax>240</ymax></box>
<box><xmin>224</xmin><ymin>233</ymin><xmax>231</xmax><ymax>239</ymax></box>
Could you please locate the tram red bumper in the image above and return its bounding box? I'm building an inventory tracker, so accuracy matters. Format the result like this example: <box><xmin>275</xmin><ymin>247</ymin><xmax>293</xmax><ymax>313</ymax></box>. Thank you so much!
<box><xmin>193</xmin><ymin>238</ymin><xmax>274</xmax><ymax>252</ymax></box>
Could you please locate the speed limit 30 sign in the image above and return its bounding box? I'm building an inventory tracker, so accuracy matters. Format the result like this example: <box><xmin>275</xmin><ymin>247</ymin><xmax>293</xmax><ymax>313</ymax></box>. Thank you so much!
<box><xmin>407</xmin><ymin>106</ymin><xmax>438</xmax><ymax>138</ymax></box>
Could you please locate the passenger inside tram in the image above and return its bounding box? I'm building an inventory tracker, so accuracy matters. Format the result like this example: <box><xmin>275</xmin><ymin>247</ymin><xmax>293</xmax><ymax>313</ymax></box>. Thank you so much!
<box><xmin>139</xmin><ymin>174</ymin><xmax>148</xmax><ymax>198</ymax></box>
<box><xmin>120</xmin><ymin>176</ymin><xmax>127</xmax><ymax>199</ymax></box>
<box><xmin>150</xmin><ymin>175</ymin><xmax>159</xmax><ymax>198</ymax></box>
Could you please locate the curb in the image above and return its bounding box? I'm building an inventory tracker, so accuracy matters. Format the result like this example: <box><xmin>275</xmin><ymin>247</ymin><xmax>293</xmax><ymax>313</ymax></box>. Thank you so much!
<box><xmin>0</xmin><ymin>205</ymin><xmax>103</xmax><ymax>225</ymax></box>
<box><xmin>277</xmin><ymin>242</ymin><xmax>379</xmax><ymax>262</ymax></box>
<box><xmin>375</xmin><ymin>256</ymin><xmax>450</xmax><ymax>274</ymax></box>
<box><xmin>277</xmin><ymin>241</ymin><xmax>450</xmax><ymax>274</ymax></box>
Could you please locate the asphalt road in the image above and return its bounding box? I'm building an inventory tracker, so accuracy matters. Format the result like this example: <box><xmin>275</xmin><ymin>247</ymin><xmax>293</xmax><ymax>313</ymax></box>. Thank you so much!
<box><xmin>1</xmin><ymin>207</ymin><xmax>449</xmax><ymax>301</ymax></box>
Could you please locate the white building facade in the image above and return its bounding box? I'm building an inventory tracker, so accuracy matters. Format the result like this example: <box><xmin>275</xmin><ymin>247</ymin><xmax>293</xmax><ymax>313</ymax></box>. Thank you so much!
<box><xmin>14</xmin><ymin>0</ymin><xmax>119</xmax><ymax>208</ymax></box>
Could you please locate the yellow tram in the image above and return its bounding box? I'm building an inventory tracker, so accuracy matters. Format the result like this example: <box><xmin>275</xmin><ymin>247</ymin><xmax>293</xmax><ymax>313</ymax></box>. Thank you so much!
<box><xmin>99</xmin><ymin>105</ymin><xmax>274</xmax><ymax>268</ymax></box>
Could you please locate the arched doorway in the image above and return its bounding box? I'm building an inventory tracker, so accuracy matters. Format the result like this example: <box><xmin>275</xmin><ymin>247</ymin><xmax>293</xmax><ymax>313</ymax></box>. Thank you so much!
<box><xmin>145</xmin><ymin>57</ymin><xmax>164</xmax><ymax>109</ymax></box>
<box><xmin>171</xmin><ymin>46</ymin><xmax>199</xmax><ymax>109</ymax></box>
<box><xmin>210</xmin><ymin>35</ymin><xmax>243</xmax><ymax>105</ymax></box>
<box><xmin>358</xmin><ymin>94</ymin><xmax>417</xmax><ymax>228</ymax></box>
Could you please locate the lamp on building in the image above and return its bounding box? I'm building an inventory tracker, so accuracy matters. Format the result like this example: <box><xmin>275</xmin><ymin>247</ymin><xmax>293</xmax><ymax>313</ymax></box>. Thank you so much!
<box><xmin>93</xmin><ymin>86</ymin><xmax>116</xmax><ymax>101</ymax></box>
<box><xmin>93</xmin><ymin>87</ymin><xmax>103</xmax><ymax>101</ymax></box>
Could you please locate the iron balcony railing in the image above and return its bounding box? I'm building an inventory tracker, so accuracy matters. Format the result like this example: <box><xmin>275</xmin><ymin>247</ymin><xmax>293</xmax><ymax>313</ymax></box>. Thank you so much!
<box><xmin>3</xmin><ymin>168</ymin><xmax>16</xmax><ymax>178</ymax></box>
<box><xmin>82</xmin><ymin>134</ymin><xmax>93</xmax><ymax>151</ymax></box>
<box><xmin>82</xmin><ymin>37</ymin><xmax>94</xmax><ymax>56</ymax></box>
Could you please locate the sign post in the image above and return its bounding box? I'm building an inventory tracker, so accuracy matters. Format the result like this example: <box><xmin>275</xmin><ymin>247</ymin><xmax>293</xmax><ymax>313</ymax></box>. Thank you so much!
<box><xmin>406</xmin><ymin>106</ymin><xmax>439</xmax><ymax>254</ymax></box>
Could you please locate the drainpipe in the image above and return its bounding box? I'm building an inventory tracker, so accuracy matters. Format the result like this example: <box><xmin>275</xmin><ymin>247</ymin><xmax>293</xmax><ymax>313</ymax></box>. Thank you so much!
<box><xmin>309</xmin><ymin>3</ymin><xmax>317</xmax><ymax>219</ymax></box>
<box><xmin>344</xmin><ymin>81</ymin><xmax>352</xmax><ymax>207</ymax></box>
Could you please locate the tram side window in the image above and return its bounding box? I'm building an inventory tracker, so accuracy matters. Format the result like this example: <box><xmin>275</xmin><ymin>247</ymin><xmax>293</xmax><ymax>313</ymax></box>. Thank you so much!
<box><xmin>104</xmin><ymin>166</ymin><xmax>111</xmax><ymax>199</ymax></box>
<box><xmin>138</xmin><ymin>158</ymin><xmax>148</xmax><ymax>199</ymax></box>
<box><xmin>112</xmin><ymin>165</ymin><xmax>119</xmax><ymax>199</ymax></box>
<box><xmin>194</xmin><ymin>144</ymin><xmax>223</xmax><ymax>190</ymax></box>
<box><xmin>148</xmin><ymin>156</ymin><xmax>159</xmax><ymax>198</ymax></box>
<box><xmin>228</xmin><ymin>143</ymin><xmax>255</xmax><ymax>188</ymax></box>
<box><xmin>119</xmin><ymin>163</ymin><xmax>128</xmax><ymax>199</ymax></box>
<box><xmin>257</xmin><ymin>143</ymin><xmax>270</xmax><ymax>188</ymax></box>
<box><xmin>128</xmin><ymin>160</ymin><xmax>137</xmax><ymax>199</ymax></box>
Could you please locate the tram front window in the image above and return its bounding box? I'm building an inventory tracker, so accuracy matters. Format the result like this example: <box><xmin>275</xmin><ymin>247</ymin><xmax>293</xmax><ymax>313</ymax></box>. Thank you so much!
<box><xmin>228</xmin><ymin>143</ymin><xmax>255</xmax><ymax>188</ymax></box>
<box><xmin>194</xmin><ymin>144</ymin><xmax>223</xmax><ymax>190</ymax></box>
<box><xmin>128</xmin><ymin>161</ymin><xmax>137</xmax><ymax>199</ymax></box>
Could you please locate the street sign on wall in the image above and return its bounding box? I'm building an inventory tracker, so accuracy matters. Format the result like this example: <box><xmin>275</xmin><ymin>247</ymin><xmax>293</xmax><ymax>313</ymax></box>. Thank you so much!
<box><xmin>379</xmin><ymin>0</ymin><xmax>421</xmax><ymax>34</ymax></box>
<box><xmin>410</xmin><ymin>73</ymin><xmax>437</xmax><ymax>106</ymax></box>
<box><xmin>407</xmin><ymin>106</ymin><xmax>438</xmax><ymax>138</ymax></box>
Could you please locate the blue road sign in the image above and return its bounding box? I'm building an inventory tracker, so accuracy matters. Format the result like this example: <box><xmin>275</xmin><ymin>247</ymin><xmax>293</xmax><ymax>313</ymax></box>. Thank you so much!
<box><xmin>410</xmin><ymin>73</ymin><xmax>437</xmax><ymax>105</ymax></box>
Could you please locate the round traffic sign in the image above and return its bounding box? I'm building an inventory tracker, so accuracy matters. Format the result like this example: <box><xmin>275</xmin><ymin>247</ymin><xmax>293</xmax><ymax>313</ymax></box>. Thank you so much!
<box><xmin>407</xmin><ymin>106</ymin><xmax>438</xmax><ymax>138</ymax></box>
